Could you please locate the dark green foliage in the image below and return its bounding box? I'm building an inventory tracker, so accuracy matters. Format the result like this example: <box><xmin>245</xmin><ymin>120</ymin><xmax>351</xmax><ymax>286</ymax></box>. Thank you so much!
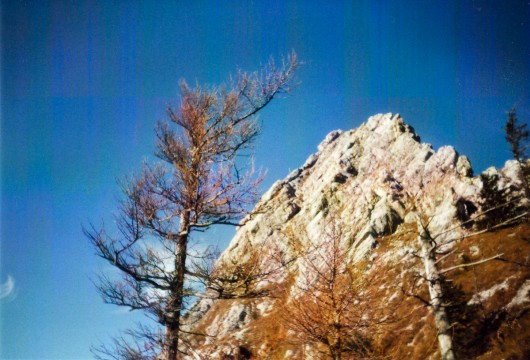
<box><xmin>505</xmin><ymin>108</ymin><xmax>530</xmax><ymax>203</ymax></box>
<box><xmin>505</xmin><ymin>108</ymin><xmax>529</xmax><ymax>163</ymax></box>
<box><xmin>477</xmin><ymin>173</ymin><xmax>515</xmax><ymax>229</ymax></box>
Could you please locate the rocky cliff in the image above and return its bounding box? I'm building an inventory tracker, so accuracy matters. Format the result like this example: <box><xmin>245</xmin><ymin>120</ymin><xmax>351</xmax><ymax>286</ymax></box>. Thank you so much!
<box><xmin>184</xmin><ymin>114</ymin><xmax>530</xmax><ymax>359</ymax></box>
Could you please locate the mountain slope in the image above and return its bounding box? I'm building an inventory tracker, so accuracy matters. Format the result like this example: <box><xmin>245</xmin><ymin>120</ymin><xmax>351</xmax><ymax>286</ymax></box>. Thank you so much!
<box><xmin>185</xmin><ymin>113</ymin><xmax>530</xmax><ymax>359</ymax></box>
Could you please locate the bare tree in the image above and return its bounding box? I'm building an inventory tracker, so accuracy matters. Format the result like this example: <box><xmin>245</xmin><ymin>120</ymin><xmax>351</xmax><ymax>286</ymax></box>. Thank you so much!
<box><xmin>282</xmin><ymin>217</ymin><xmax>382</xmax><ymax>360</ymax></box>
<box><xmin>85</xmin><ymin>53</ymin><xmax>298</xmax><ymax>360</ymax></box>
<box><xmin>190</xmin><ymin>240</ymin><xmax>291</xmax><ymax>301</ymax></box>
<box><xmin>412</xmin><ymin>216</ymin><xmax>457</xmax><ymax>360</ymax></box>
<box><xmin>405</xmin><ymin>199</ymin><xmax>528</xmax><ymax>360</ymax></box>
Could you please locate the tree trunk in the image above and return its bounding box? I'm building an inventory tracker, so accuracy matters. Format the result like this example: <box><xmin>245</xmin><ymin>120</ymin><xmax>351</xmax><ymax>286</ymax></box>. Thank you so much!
<box><xmin>332</xmin><ymin>320</ymin><xmax>341</xmax><ymax>360</ymax></box>
<box><xmin>166</xmin><ymin>322</ymin><xmax>179</xmax><ymax>360</ymax></box>
<box><xmin>329</xmin><ymin>346</ymin><xmax>340</xmax><ymax>360</ymax></box>
<box><xmin>166</xmin><ymin>210</ymin><xmax>190</xmax><ymax>360</ymax></box>
<box><xmin>418</xmin><ymin>231</ymin><xmax>456</xmax><ymax>360</ymax></box>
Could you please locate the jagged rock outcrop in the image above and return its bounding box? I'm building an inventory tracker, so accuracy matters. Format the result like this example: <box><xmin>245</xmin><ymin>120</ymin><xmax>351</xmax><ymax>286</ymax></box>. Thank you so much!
<box><xmin>184</xmin><ymin>114</ymin><xmax>529</xmax><ymax>359</ymax></box>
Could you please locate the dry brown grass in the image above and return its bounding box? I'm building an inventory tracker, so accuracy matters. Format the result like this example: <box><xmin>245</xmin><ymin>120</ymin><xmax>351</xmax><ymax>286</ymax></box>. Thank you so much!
<box><xmin>188</xmin><ymin>223</ymin><xmax>530</xmax><ymax>359</ymax></box>
<box><xmin>369</xmin><ymin>222</ymin><xmax>530</xmax><ymax>359</ymax></box>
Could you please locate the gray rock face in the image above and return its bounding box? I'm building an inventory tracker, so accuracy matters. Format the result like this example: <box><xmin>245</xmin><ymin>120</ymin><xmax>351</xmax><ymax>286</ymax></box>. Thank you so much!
<box><xmin>185</xmin><ymin>113</ymin><xmax>524</xmax><ymax>357</ymax></box>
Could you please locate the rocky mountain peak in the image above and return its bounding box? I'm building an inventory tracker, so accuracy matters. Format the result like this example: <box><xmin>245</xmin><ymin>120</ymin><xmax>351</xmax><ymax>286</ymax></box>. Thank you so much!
<box><xmin>184</xmin><ymin>113</ymin><xmax>529</xmax><ymax>359</ymax></box>
<box><xmin>254</xmin><ymin>113</ymin><xmax>476</xmax><ymax>245</ymax></box>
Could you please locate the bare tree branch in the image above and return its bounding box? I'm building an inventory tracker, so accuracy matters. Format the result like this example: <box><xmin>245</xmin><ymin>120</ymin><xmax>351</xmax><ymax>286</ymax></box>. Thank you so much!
<box><xmin>86</xmin><ymin>53</ymin><xmax>299</xmax><ymax>359</ymax></box>
<box><xmin>439</xmin><ymin>253</ymin><xmax>504</xmax><ymax>275</ymax></box>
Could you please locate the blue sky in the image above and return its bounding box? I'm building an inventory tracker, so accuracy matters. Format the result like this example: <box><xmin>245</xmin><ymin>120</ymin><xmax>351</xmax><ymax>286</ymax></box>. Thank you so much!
<box><xmin>1</xmin><ymin>1</ymin><xmax>529</xmax><ymax>359</ymax></box>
